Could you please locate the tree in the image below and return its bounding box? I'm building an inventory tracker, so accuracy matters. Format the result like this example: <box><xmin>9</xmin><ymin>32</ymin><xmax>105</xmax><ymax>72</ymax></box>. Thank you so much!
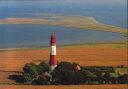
<box><xmin>23</xmin><ymin>62</ymin><xmax>38</xmax><ymax>76</ymax></box>
<box><xmin>52</xmin><ymin>61</ymin><xmax>89</xmax><ymax>85</ymax></box>
<box><xmin>32</xmin><ymin>73</ymin><xmax>51</xmax><ymax>85</ymax></box>
<box><xmin>38</xmin><ymin>61</ymin><xmax>50</xmax><ymax>74</ymax></box>
<box><xmin>52</xmin><ymin>61</ymin><xmax>75</xmax><ymax>84</ymax></box>
<box><xmin>9</xmin><ymin>60</ymin><xmax>127</xmax><ymax>85</ymax></box>
<box><xmin>118</xmin><ymin>74</ymin><xmax>128</xmax><ymax>84</ymax></box>
<box><xmin>103</xmin><ymin>72</ymin><xmax>111</xmax><ymax>84</ymax></box>
<box><xmin>22</xmin><ymin>61</ymin><xmax>51</xmax><ymax>84</ymax></box>
<box><xmin>22</xmin><ymin>62</ymin><xmax>39</xmax><ymax>84</ymax></box>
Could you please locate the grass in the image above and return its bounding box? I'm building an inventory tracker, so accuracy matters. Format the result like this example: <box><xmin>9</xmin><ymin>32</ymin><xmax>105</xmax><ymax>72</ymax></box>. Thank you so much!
<box><xmin>58</xmin><ymin>42</ymin><xmax>127</xmax><ymax>48</ymax></box>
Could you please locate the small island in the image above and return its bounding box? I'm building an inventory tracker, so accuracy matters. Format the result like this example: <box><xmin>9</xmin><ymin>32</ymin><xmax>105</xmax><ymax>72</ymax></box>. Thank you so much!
<box><xmin>0</xmin><ymin>15</ymin><xmax>127</xmax><ymax>35</ymax></box>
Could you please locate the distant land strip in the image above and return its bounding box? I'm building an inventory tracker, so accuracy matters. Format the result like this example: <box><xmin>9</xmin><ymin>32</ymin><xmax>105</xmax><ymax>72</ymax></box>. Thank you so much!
<box><xmin>0</xmin><ymin>16</ymin><xmax>127</xmax><ymax>35</ymax></box>
<box><xmin>0</xmin><ymin>41</ymin><xmax>127</xmax><ymax>51</ymax></box>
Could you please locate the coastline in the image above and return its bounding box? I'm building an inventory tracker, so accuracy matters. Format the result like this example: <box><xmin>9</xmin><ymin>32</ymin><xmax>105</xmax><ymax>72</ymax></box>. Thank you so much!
<box><xmin>0</xmin><ymin>16</ymin><xmax>127</xmax><ymax>35</ymax></box>
<box><xmin>0</xmin><ymin>41</ymin><xmax>127</xmax><ymax>51</ymax></box>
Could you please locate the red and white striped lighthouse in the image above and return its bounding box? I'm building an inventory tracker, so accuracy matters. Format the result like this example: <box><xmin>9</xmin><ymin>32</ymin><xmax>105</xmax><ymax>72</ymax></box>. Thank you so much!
<box><xmin>49</xmin><ymin>32</ymin><xmax>57</xmax><ymax>71</ymax></box>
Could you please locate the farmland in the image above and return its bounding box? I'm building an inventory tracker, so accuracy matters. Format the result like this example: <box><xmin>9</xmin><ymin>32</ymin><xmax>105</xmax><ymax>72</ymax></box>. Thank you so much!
<box><xmin>0</xmin><ymin>84</ymin><xmax>127</xmax><ymax>89</ymax></box>
<box><xmin>0</xmin><ymin>43</ymin><xmax>127</xmax><ymax>71</ymax></box>
<box><xmin>0</xmin><ymin>42</ymin><xmax>127</xmax><ymax>85</ymax></box>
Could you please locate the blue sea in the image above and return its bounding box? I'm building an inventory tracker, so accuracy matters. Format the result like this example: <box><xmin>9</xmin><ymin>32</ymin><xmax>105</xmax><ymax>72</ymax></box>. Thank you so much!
<box><xmin>0</xmin><ymin>0</ymin><xmax>127</xmax><ymax>48</ymax></box>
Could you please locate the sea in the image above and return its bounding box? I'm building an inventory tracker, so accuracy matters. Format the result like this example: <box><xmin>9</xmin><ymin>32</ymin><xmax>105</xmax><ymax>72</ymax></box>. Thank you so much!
<box><xmin>0</xmin><ymin>0</ymin><xmax>127</xmax><ymax>48</ymax></box>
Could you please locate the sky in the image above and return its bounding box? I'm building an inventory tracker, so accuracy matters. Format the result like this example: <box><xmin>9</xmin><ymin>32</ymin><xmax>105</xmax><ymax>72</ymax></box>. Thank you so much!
<box><xmin>0</xmin><ymin>0</ymin><xmax>126</xmax><ymax>4</ymax></box>
<box><xmin>57</xmin><ymin>0</ymin><xmax>127</xmax><ymax>6</ymax></box>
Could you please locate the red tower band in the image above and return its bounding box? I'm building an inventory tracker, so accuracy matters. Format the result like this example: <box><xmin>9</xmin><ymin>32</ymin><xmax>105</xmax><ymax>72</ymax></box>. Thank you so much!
<box><xmin>49</xmin><ymin>32</ymin><xmax>57</xmax><ymax>70</ymax></box>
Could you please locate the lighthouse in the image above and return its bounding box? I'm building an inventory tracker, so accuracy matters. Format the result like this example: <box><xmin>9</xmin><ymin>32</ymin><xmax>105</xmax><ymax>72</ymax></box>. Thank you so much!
<box><xmin>49</xmin><ymin>32</ymin><xmax>57</xmax><ymax>71</ymax></box>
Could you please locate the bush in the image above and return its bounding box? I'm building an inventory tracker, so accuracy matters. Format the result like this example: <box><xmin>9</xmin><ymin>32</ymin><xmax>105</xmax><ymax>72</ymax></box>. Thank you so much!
<box><xmin>22</xmin><ymin>61</ymin><xmax>51</xmax><ymax>84</ymax></box>
<box><xmin>38</xmin><ymin>61</ymin><xmax>50</xmax><ymax>74</ymax></box>
<box><xmin>52</xmin><ymin>62</ymin><xmax>91</xmax><ymax>85</ymax></box>
<box><xmin>9</xmin><ymin>61</ymin><xmax>128</xmax><ymax>85</ymax></box>
<box><xmin>118</xmin><ymin>74</ymin><xmax>128</xmax><ymax>84</ymax></box>
<box><xmin>32</xmin><ymin>75</ymin><xmax>51</xmax><ymax>85</ymax></box>
<box><xmin>52</xmin><ymin>61</ymin><xmax>77</xmax><ymax>84</ymax></box>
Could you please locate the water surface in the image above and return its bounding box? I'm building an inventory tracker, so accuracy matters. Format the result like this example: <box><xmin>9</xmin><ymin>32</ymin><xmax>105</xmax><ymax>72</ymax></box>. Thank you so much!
<box><xmin>0</xmin><ymin>24</ymin><xmax>125</xmax><ymax>48</ymax></box>
<box><xmin>0</xmin><ymin>0</ymin><xmax>127</xmax><ymax>48</ymax></box>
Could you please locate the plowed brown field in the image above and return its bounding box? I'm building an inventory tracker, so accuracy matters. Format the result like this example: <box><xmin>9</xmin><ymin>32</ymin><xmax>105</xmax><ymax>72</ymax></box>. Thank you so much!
<box><xmin>0</xmin><ymin>43</ymin><xmax>127</xmax><ymax>85</ymax></box>
<box><xmin>0</xmin><ymin>84</ymin><xmax>127</xmax><ymax>89</ymax></box>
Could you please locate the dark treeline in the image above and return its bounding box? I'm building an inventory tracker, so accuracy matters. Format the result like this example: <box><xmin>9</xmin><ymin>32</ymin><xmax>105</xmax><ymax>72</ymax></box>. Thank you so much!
<box><xmin>9</xmin><ymin>61</ymin><xmax>128</xmax><ymax>85</ymax></box>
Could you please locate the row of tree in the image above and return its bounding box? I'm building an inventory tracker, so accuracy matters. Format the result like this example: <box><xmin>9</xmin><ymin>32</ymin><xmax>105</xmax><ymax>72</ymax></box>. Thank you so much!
<box><xmin>9</xmin><ymin>61</ymin><xmax>128</xmax><ymax>85</ymax></box>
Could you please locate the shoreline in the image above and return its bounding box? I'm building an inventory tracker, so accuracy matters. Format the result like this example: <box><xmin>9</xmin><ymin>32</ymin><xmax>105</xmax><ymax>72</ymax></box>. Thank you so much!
<box><xmin>0</xmin><ymin>41</ymin><xmax>127</xmax><ymax>51</ymax></box>
<box><xmin>0</xmin><ymin>16</ymin><xmax>127</xmax><ymax>35</ymax></box>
